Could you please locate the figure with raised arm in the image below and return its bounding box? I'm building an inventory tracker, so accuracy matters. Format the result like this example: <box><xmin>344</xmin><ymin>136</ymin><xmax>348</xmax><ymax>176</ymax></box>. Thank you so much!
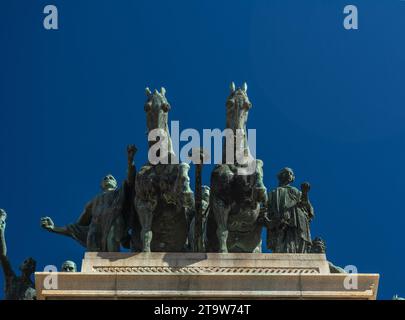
<box><xmin>0</xmin><ymin>209</ymin><xmax>36</xmax><ymax>300</ymax></box>
<box><xmin>41</xmin><ymin>145</ymin><xmax>138</xmax><ymax>252</ymax></box>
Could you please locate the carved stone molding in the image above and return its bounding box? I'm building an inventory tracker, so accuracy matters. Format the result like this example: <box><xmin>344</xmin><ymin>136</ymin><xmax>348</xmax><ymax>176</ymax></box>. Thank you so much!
<box><xmin>92</xmin><ymin>266</ymin><xmax>320</xmax><ymax>274</ymax></box>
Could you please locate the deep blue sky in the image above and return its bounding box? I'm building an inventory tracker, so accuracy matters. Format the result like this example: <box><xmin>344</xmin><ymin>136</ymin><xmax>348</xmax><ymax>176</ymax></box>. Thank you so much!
<box><xmin>0</xmin><ymin>0</ymin><xmax>404</xmax><ymax>300</ymax></box>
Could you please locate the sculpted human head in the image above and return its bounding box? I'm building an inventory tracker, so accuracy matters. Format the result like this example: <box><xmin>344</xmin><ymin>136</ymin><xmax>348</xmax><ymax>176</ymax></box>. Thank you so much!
<box><xmin>277</xmin><ymin>167</ymin><xmax>295</xmax><ymax>186</ymax></box>
<box><xmin>101</xmin><ymin>174</ymin><xmax>117</xmax><ymax>191</ymax></box>
<box><xmin>61</xmin><ymin>260</ymin><xmax>77</xmax><ymax>272</ymax></box>
<box><xmin>19</xmin><ymin>257</ymin><xmax>36</xmax><ymax>275</ymax></box>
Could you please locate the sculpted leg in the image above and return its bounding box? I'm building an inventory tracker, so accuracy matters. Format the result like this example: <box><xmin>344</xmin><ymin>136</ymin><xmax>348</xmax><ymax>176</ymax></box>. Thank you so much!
<box><xmin>176</xmin><ymin>163</ymin><xmax>194</xmax><ymax>208</ymax></box>
<box><xmin>212</xmin><ymin>196</ymin><xmax>230</xmax><ymax>253</ymax></box>
<box><xmin>254</xmin><ymin>159</ymin><xmax>267</xmax><ymax>203</ymax></box>
<box><xmin>142</xmin><ymin>229</ymin><xmax>153</xmax><ymax>253</ymax></box>
<box><xmin>135</xmin><ymin>197</ymin><xmax>155</xmax><ymax>252</ymax></box>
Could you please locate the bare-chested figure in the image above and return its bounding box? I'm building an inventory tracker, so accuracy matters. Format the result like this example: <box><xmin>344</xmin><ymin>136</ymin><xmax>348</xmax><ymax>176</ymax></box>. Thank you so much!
<box><xmin>1</xmin><ymin>209</ymin><xmax>36</xmax><ymax>300</ymax></box>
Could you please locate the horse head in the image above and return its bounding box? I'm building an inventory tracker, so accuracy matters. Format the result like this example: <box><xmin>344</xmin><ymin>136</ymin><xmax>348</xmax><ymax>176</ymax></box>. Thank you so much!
<box><xmin>226</xmin><ymin>82</ymin><xmax>252</xmax><ymax>132</ymax></box>
<box><xmin>224</xmin><ymin>82</ymin><xmax>253</xmax><ymax>166</ymax></box>
<box><xmin>144</xmin><ymin>87</ymin><xmax>174</xmax><ymax>161</ymax></box>
<box><xmin>144</xmin><ymin>87</ymin><xmax>171</xmax><ymax>132</ymax></box>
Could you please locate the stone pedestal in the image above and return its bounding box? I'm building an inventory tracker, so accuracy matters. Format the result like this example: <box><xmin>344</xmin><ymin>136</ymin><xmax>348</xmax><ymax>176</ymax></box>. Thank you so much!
<box><xmin>35</xmin><ymin>252</ymin><xmax>379</xmax><ymax>300</ymax></box>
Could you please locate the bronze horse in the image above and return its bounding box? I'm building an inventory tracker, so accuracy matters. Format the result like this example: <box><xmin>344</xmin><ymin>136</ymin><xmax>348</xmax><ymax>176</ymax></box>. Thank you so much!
<box><xmin>134</xmin><ymin>87</ymin><xmax>194</xmax><ymax>252</ymax></box>
<box><xmin>206</xmin><ymin>82</ymin><xmax>267</xmax><ymax>253</ymax></box>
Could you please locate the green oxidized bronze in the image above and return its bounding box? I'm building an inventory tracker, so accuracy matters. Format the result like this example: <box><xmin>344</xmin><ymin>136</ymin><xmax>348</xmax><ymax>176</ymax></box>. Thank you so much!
<box><xmin>134</xmin><ymin>87</ymin><xmax>194</xmax><ymax>252</ymax></box>
<box><xmin>61</xmin><ymin>260</ymin><xmax>77</xmax><ymax>272</ymax></box>
<box><xmin>40</xmin><ymin>145</ymin><xmax>138</xmax><ymax>252</ymax></box>
<box><xmin>0</xmin><ymin>209</ymin><xmax>36</xmax><ymax>300</ymax></box>
<box><xmin>265</xmin><ymin>167</ymin><xmax>314</xmax><ymax>253</ymax></box>
<box><xmin>206</xmin><ymin>82</ymin><xmax>268</xmax><ymax>253</ymax></box>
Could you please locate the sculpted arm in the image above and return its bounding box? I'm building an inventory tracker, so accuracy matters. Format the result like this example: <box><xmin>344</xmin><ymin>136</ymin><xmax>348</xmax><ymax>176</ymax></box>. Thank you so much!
<box><xmin>126</xmin><ymin>144</ymin><xmax>137</xmax><ymax>187</ymax></box>
<box><xmin>0</xmin><ymin>222</ymin><xmax>6</xmax><ymax>257</ymax></box>
<box><xmin>40</xmin><ymin>202</ymin><xmax>93</xmax><ymax>236</ymax></box>
<box><xmin>300</xmin><ymin>182</ymin><xmax>314</xmax><ymax>219</ymax></box>
<box><xmin>40</xmin><ymin>216</ymin><xmax>71</xmax><ymax>236</ymax></box>
<box><xmin>0</xmin><ymin>213</ymin><xmax>15</xmax><ymax>278</ymax></box>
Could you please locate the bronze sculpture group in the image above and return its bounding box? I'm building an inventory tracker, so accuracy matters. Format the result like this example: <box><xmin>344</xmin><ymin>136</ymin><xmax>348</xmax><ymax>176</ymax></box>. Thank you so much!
<box><xmin>1</xmin><ymin>82</ymin><xmax>329</xmax><ymax>300</ymax></box>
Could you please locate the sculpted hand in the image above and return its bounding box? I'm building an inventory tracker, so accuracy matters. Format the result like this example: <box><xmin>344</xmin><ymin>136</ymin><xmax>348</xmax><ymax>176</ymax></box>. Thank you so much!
<box><xmin>40</xmin><ymin>217</ymin><xmax>55</xmax><ymax>231</ymax></box>
<box><xmin>301</xmin><ymin>182</ymin><xmax>311</xmax><ymax>194</ymax></box>
<box><xmin>0</xmin><ymin>210</ymin><xmax>6</xmax><ymax>231</ymax></box>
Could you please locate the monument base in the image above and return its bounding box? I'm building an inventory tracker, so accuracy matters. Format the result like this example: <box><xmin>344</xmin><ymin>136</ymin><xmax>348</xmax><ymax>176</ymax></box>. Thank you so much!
<box><xmin>35</xmin><ymin>252</ymin><xmax>379</xmax><ymax>300</ymax></box>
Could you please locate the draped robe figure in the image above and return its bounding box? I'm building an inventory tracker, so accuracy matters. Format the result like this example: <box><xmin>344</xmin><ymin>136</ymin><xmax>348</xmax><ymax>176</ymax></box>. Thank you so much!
<box><xmin>41</xmin><ymin>145</ymin><xmax>138</xmax><ymax>252</ymax></box>
<box><xmin>66</xmin><ymin>175</ymin><xmax>134</xmax><ymax>251</ymax></box>
<box><xmin>266</xmin><ymin>168</ymin><xmax>314</xmax><ymax>253</ymax></box>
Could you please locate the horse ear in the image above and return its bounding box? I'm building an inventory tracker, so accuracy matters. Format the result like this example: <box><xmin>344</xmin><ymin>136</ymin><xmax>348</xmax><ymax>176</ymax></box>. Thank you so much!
<box><xmin>230</xmin><ymin>82</ymin><xmax>236</xmax><ymax>93</ymax></box>
<box><xmin>242</xmin><ymin>82</ymin><xmax>248</xmax><ymax>92</ymax></box>
<box><xmin>145</xmin><ymin>87</ymin><xmax>152</xmax><ymax>97</ymax></box>
<box><xmin>161</xmin><ymin>87</ymin><xmax>166</xmax><ymax>96</ymax></box>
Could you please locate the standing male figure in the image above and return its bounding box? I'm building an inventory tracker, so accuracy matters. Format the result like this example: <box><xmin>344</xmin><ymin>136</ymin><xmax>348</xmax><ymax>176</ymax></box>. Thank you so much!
<box><xmin>266</xmin><ymin>167</ymin><xmax>314</xmax><ymax>253</ymax></box>
<box><xmin>41</xmin><ymin>145</ymin><xmax>138</xmax><ymax>252</ymax></box>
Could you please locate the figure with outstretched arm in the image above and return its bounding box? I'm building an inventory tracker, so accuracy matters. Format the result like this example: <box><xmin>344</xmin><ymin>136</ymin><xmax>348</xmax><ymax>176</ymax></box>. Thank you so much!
<box><xmin>40</xmin><ymin>145</ymin><xmax>138</xmax><ymax>252</ymax></box>
<box><xmin>0</xmin><ymin>209</ymin><xmax>36</xmax><ymax>300</ymax></box>
<box><xmin>39</xmin><ymin>216</ymin><xmax>72</xmax><ymax>238</ymax></box>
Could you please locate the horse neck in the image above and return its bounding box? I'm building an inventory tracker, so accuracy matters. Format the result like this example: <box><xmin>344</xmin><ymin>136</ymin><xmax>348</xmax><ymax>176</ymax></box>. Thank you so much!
<box><xmin>148</xmin><ymin>122</ymin><xmax>176</xmax><ymax>161</ymax></box>
<box><xmin>222</xmin><ymin>123</ymin><xmax>252</xmax><ymax>165</ymax></box>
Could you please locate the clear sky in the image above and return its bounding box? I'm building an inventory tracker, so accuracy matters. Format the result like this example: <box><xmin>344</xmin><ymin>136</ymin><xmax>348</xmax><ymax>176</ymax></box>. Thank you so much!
<box><xmin>0</xmin><ymin>0</ymin><xmax>404</xmax><ymax>299</ymax></box>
